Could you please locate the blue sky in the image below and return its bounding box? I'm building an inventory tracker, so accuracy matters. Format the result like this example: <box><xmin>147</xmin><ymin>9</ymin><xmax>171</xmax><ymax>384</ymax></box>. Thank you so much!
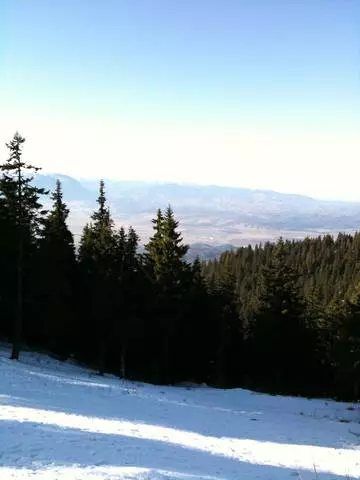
<box><xmin>1</xmin><ymin>0</ymin><xmax>359</xmax><ymax>200</ymax></box>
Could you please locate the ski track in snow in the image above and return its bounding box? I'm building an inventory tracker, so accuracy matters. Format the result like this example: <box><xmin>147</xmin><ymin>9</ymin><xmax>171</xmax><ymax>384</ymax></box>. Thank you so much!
<box><xmin>0</xmin><ymin>345</ymin><xmax>359</xmax><ymax>479</ymax></box>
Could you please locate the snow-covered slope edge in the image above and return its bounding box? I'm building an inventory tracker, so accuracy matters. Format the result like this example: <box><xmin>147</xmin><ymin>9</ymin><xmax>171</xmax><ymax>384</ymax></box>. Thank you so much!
<box><xmin>0</xmin><ymin>345</ymin><xmax>359</xmax><ymax>479</ymax></box>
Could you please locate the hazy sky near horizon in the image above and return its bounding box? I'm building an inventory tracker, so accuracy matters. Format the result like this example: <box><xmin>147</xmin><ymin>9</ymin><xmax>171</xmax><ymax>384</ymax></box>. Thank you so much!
<box><xmin>1</xmin><ymin>0</ymin><xmax>359</xmax><ymax>200</ymax></box>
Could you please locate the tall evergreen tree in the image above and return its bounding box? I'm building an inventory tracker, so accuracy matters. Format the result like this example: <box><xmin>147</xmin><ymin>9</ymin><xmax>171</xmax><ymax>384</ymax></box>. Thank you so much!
<box><xmin>247</xmin><ymin>239</ymin><xmax>309</xmax><ymax>392</ymax></box>
<box><xmin>182</xmin><ymin>257</ymin><xmax>216</xmax><ymax>383</ymax></box>
<box><xmin>0</xmin><ymin>193</ymin><xmax>17</xmax><ymax>340</ymax></box>
<box><xmin>34</xmin><ymin>180</ymin><xmax>76</xmax><ymax>356</ymax></box>
<box><xmin>210</xmin><ymin>259</ymin><xmax>243</xmax><ymax>387</ymax></box>
<box><xmin>0</xmin><ymin>132</ymin><xmax>47</xmax><ymax>360</ymax></box>
<box><xmin>77</xmin><ymin>180</ymin><xmax>115</xmax><ymax>374</ymax></box>
<box><xmin>108</xmin><ymin>225</ymin><xmax>142</xmax><ymax>379</ymax></box>
<box><xmin>144</xmin><ymin>206</ymin><xmax>190</xmax><ymax>383</ymax></box>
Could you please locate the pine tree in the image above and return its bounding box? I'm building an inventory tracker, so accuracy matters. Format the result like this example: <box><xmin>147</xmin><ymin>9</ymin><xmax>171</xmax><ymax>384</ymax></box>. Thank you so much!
<box><xmin>247</xmin><ymin>238</ymin><xmax>308</xmax><ymax>392</ymax></box>
<box><xmin>183</xmin><ymin>257</ymin><xmax>216</xmax><ymax>383</ymax></box>
<box><xmin>0</xmin><ymin>132</ymin><xmax>47</xmax><ymax>360</ymax></box>
<box><xmin>145</xmin><ymin>207</ymin><xmax>189</xmax><ymax>286</ymax></box>
<box><xmin>35</xmin><ymin>180</ymin><xmax>76</xmax><ymax>356</ymax></box>
<box><xmin>211</xmin><ymin>258</ymin><xmax>243</xmax><ymax>387</ymax></box>
<box><xmin>77</xmin><ymin>180</ymin><xmax>115</xmax><ymax>374</ymax></box>
<box><xmin>110</xmin><ymin>225</ymin><xmax>141</xmax><ymax>379</ymax></box>
<box><xmin>302</xmin><ymin>286</ymin><xmax>329</xmax><ymax>393</ymax></box>
<box><xmin>125</xmin><ymin>226</ymin><xmax>140</xmax><ymax>269</ymax></box>
<box><xmin>144</xmin><ymin>208</ymin><xmax>164</xmax><ymax>282</ymax></box>
<box><xmin>0</xmin><ymin>193</ymin><xmax>17</xmax><ymax>340</ymax></box>
<box><xmin>144</xmin><ymin>206</ymin><xmax>190</xmax><ymax>383</ymax></box>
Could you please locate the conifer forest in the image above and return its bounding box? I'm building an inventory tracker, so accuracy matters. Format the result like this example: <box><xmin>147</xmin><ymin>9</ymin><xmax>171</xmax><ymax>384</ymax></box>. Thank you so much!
<box><xmin>1</xmin><ymin>133</ymin><xmax>359</xmax><ymax>401</ymax></box>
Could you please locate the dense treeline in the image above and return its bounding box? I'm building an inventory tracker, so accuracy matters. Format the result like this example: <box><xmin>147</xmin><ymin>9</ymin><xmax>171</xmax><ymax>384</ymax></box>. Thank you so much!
<box><xmin>203</xmin><ymin>237</ymin><xmax>360</xmax><ymax>399</ymax></box>
<box><xmin>0</xmin><ymin>133</ymin><xmax>359</xmax><ymax>401</ymax></box>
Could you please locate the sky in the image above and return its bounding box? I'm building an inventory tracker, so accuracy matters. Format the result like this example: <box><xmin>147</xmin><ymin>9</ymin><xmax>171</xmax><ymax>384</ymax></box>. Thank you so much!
<box><xmin>0</xmin><ymin>0</ymin><xmax>359</xmax><ymax>200</ymax></box>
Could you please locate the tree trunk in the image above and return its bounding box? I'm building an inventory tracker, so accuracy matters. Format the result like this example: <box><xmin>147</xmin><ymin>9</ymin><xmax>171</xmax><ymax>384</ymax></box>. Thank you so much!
<box><xmin>120</xmin><ymin>342</ymin><xmax>126</xmax><ymax>379</ymax></box>
<box><xmin>162</xmin><ymin>334</ymin><xmax>171</xmax><ymax>384</ymax></box>
<box><xmin>98</xmin><ymin>334</ymin><xmax>105</xmax><ymax>376</ymax></box>
<box><xmin>353</xmin><ymin>378</ymin><xmax>359</xmax><ymax>401</ymax></box>
<box><xmin>11</xmin><ymin>234</ymin><xmax>23</xmax><ymax>360</ymax></box>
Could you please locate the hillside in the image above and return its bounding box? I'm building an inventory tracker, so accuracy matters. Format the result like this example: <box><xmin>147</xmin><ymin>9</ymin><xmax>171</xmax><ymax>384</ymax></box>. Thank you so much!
<box><xmin>35</xmin><ymin>174</ymin><xmax>360</xmax><ymax>249</ymax></box>
<box><xmin>0</xmin><ymin>345</ymin><xmax>359</xmax><ymax>479</ymax></box>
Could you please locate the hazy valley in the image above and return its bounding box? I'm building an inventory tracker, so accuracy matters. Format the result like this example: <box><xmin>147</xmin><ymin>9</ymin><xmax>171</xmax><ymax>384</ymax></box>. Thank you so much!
<box><xmin>35</xmin><ymin>173</ymin><xmax>360</xmax><ymax>259</ymax></box>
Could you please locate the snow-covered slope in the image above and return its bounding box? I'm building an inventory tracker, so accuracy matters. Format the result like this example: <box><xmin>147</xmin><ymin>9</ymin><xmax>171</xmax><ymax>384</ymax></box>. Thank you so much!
<box><xmin>0</xmin><ymin>345</ymin><xmax>359</xmax><ymax>479</ymax></box>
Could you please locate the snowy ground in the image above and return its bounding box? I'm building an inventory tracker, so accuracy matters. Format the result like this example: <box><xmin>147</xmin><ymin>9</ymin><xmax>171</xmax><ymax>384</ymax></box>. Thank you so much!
<box><xmin>0</xmin><ymin>345</ymin><xmax>359</xmax><ymax>479</ymax></box>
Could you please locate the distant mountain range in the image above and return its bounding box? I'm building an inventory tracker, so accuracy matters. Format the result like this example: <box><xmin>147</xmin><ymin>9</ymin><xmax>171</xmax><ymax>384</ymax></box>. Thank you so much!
<box><xmin>34</xmin><ymin>174</ymin><xmax>360</xmax><ymax>260</ymax></box>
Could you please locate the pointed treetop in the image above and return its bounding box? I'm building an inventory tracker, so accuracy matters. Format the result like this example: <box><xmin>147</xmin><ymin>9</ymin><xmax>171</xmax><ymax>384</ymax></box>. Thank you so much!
<box><xmin>5</xmin><ymin>131</ymin><xmax>25</xmax><ymax>151</ymax></box>
<box><xmin>91</xmin><ymin>180</ymin><xmax>113</xmax><ymax>228</ymax></box>
<box><xmin>97</xmin><ymin>179</ymin><xmax>106</xmax><ymax>210</ymax></box>
<box><xmin>50</xmin><ymin>180</ymin><xmax>69</xmax><ymax>222</ymax></box>
<box><xmin>3</xmin><ymin>132</ymin><xmax>42</xmax><ymax>175</ymax></box>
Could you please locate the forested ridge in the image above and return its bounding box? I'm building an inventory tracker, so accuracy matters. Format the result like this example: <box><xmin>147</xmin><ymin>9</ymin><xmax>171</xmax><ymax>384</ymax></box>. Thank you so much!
<box><xmin>1</xmin><ymin>133</ymin><xmax>359</xmax><ymax>401</ymax></box>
